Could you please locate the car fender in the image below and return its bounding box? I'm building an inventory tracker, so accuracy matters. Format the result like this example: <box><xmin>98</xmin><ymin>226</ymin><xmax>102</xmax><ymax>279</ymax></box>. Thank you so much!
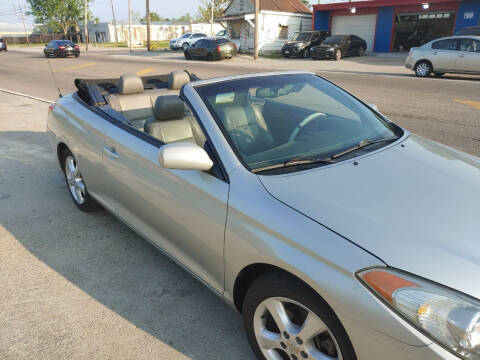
<box><xmin>224</xmin><ymin>166</ymin><xmax>430</xmax><ymax>346</ymax></box>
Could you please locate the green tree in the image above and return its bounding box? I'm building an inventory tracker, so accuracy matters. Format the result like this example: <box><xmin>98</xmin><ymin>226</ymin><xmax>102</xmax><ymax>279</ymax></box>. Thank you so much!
<box><xmin>301</xmin><ymin>0</ymin><xmax>310</xmax><ymax>7</ymax></box>
<box><xmin>26</xmin><ymin>0</ymin><xmax>90</xmax><ymax>37</ymax></box>
<box><xmin>196</xmin><ymin>0</ymin><xmax>230</xmax><ymax>23</ymax></box>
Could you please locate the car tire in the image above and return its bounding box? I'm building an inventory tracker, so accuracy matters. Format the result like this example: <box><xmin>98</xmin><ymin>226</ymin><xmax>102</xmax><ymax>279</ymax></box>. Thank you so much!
<box><xmin>184</xmin><ymin>51</ymin><xmax>190</xmax><ymax>60</ymax></box>
<box><xmin>62</xmin><ymin>149</ymin><xmax>100</xmax><ymax>212</ymax></box>
<box><xmin>433</xmin><ymin>72</ymin><xmax>445</xmax><ymax>78</ymax></box>
<box><xmin>182</xmin><ymin>42</ymin><xmax>189</xmax><ymax>50</ymax></box>
<box><xmin>415</xmin><ymin>61</ymin><xmax>432</xmax><ymax>77</ymax></box>
<box><xmin>335</xmin><ymin>49</ymin><xmax>342</xmax><ymax>61</ymax></box>
<box><xmin>207</xmin><ymin>53</ymin><xmax>214</xmax><ymax>61</ymax></box>
<box><xmin>358</xmin><ymin>47</ymin><xmax>365</xmax><ymax>56</ymax></box>
<box><xmin>243</xmin><ymin>272</ymin><xmax>357</xmax><ymax>360</ymax></box>
<box><xmin>44</xmin><ymin>52</ymin><xmax>49</xmax><ymax>58</ymax></box>
<box><xmin>301</xmin><ymin>48</ymin><xmax>310</xmax><ymax>58</ymax></box>
<box><xmin>75</xmin><ymin>54</ymin><xmax>79</xmax><ymax>58</ymax></box>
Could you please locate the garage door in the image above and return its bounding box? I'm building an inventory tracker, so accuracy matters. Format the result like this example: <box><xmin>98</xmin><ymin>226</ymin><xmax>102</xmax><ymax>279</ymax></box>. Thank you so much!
<box><xmin>332</xmin><ymin>14</ymin><xmax>377</xmax><ymax>51</ymax></box>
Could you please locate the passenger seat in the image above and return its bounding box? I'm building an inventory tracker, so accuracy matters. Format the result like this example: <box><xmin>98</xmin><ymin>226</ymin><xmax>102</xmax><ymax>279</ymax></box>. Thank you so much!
<box><xmin>144</xmin><ymin>95</ymin><xmax>195</xmax><ymax>144</ymax></box>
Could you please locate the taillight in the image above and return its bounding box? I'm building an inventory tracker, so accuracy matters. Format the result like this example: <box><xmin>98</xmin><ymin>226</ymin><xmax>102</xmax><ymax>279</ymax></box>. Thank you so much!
<box><xmin>74</xmin><ymin>45</ymin><xmax>79</xmax><ymax>49</ymax></box>
<box><xmin>217</xmin><ymin>45</ymin><xmax>221</xmax><ymax>53</ymax></box>
<box><xmin>48</xmin><ymin>103</ymin><xmax>56</xmax><ymax>113</ymax></box>
<box><xmin>58</xmin><ymin>46</ymin><xmax>65</xmax><ymax>50</ymax></box>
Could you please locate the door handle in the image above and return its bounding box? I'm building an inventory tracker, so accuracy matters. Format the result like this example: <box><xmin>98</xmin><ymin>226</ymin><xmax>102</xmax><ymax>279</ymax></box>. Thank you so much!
<box><xmin>104</xmin><ymin>147</ymin><xmax>119</xmax><ymax>160</ymax></box>
<box><xmin>432</xmin><ymin>51</ymin><xmax>438</xmax><ymax>55</ymax></box>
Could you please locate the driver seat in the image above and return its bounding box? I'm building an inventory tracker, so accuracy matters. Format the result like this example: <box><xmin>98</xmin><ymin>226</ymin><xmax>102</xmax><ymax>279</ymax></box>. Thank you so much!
<box><xmin>218</xmin><ymin>92</ymin><xmax>274</xmax><ymax>155</ymax></box>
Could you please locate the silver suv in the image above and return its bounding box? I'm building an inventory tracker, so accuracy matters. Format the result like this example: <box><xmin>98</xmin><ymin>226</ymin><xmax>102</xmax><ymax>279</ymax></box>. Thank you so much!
<box><xmin>405</xmin><ymin>36</ymin><xmax>480</xmax><ymax>77</ymax></box>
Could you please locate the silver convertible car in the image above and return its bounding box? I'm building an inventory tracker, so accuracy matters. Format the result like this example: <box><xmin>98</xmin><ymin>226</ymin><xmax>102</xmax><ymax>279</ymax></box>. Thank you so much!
<box><xmin>47</xmin><ymin>70</ymin><xmax>480</xmax><ymax>360</ymax></box>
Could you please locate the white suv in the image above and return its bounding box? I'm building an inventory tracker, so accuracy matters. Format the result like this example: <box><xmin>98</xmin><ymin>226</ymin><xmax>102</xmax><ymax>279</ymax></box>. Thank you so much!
<box><xmin>405</xmin><ymin>35</ymin><xmax>480</xmax><ymax>77</ymax></box>
<box><xmin>169</xmin><ymin>33</ymin><xmax>207</xmax><ymax>51</ymax></box>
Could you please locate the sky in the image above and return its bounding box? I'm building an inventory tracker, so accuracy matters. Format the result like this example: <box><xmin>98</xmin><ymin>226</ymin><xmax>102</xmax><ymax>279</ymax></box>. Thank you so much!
<box><xmin>0</xmin><ymin>0</ymin><xmax>203</xmax><ymax>25</ymax></box>
<box><xmin>0</xmin><ymin>0</ymin><xmax>343</xmax><ymax>25</ymax></box>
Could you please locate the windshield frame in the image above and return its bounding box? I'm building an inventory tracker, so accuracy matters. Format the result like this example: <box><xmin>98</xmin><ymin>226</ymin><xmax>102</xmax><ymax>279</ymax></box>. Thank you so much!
<box><xmin>194</xmin><ymin>73</ymin><xmax>404</xmax><ymax>175</ymax></box>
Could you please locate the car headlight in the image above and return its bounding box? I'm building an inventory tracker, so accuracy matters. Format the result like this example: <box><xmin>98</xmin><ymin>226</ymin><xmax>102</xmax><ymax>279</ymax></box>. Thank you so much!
<box><xmin>358</xmin><ymin>268</ymin><xmax>480</xmax><ymax>359</ymax></box>
<box><xmin>328</xmin><ymin>47</ymin><xmax>336</xmax><ymax>52</ymax></box>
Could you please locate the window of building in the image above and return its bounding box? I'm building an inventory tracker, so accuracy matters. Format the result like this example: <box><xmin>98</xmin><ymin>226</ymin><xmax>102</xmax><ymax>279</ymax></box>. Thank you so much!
<box><xmin>230</xmin><ymin>21</ymin><xmax>241</xmax><ymax>39</ymax></box>
<box><xmin>278</xmin><ymin>25</ymin><xmax>288</xmax><ymax>40</ymax></box>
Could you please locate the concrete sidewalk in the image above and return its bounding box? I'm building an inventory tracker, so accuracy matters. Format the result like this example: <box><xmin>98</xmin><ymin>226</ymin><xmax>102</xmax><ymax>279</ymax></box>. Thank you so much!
<box><xmin>0</xmin><ymin>91</ymin><xmax>254</xmax><ymax>360</ymax></box>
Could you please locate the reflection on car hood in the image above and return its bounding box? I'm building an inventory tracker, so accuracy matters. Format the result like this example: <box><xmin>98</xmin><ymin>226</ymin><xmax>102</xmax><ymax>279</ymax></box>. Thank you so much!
<box><xmin>259</xmin><ymin>135</ymin><xmax>480</xmax><ymax>299</ymax></box>
<box><xmin>320</xmin><ymin>43</ymin><xmax>339</xmax><ymax>48</ymax></box>
<box><xmin>285</xmin><ymin>41</ymin><xmax>305</xmax><ymax>46</ymax></box>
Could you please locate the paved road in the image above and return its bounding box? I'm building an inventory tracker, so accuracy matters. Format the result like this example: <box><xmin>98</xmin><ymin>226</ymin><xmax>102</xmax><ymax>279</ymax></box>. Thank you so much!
<box><xmin>0</xmin><ymin>48</ymin><xmax>479</xmax><ymax>360</ymax></box>
<box><xmin>2</xmin><ymin>47</ymin><xmax>479</xmax><ymax>155</ymax></box>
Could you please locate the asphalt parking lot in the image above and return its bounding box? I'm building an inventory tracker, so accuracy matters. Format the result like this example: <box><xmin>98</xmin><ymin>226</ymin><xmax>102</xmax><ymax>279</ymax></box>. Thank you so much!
<box><xmin>0</xmin><ymin>47</ymin><xmax>479</xmax><ymax>359</ymax></box>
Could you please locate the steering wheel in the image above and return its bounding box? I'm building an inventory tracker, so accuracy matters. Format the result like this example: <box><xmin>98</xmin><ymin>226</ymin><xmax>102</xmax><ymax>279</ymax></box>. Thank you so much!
<box><xmin>288</xmin><ymin>112</ymin><xmax>327</xmax><ymax>142</ymax></box>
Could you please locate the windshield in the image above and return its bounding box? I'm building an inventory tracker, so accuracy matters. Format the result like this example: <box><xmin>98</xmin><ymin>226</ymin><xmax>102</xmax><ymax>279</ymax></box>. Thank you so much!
<box><xmin>180</xmin><ymin>33</ymin><xmax>191</xmax><ymax>38</ymax></box>
<box><xmin>323</xmin><ymin>36</ymin><xmax>346</xmax><ymax>44</ymax></box>
<box><xmin>57</xmin><ymin>40</ymin><xmax>75</xmax><ymax>45</ymax></box>
<box><xmin>196</xmin><ymin>74</ymin><xmax>402</xmax><ymax>174</ymax></box>
<box><xmin>292</xmin><ymin>32</ymin><xmax>313</xmax><ymax>42</ymax></box>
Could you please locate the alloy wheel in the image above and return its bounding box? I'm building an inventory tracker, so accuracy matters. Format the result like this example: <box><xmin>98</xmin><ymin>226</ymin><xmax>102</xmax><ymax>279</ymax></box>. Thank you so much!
<box><xmin>358</xmin><ymin>47</ymin><xmax>365</xmax><ymax>56</ymax></box>
<box><xmin>182</xmin><ymin>42</ymin><xmax>188</xmax><ymax>50</ymax></box>
<box><xmin>64</xmin><ymin>155</ymin><xmax>86</xmax><ymax>205</ymax></box>
<box><xmin>253</xmin><ymin>297</ymin><xmax>343</xmax><ymax>360</ymax></box>
<box><xmin>415</xmin><ymin>62</ymin><xmax>431</xmax><ymax>77</ymax></box>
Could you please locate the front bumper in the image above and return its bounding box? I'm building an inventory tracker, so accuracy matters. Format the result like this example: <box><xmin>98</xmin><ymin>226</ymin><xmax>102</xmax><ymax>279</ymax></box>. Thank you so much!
<box><xmin>59</xmin><ymin>49</ymin><xmax>80</xmax><ymax>56</ymax></box>
<box><xmin>311</xmin><ymin>49</ymin><xmax>335</xmax><ymax>59</ymax></box>
<box><xmin>281</xmin><ymin>46</ymin><xmax>301</xmax><ymax>57</ymax></box>
<box><xmin>405</xmin><ymin>55</ymin><xmax>414</xmax><ymax>69</ymax></box>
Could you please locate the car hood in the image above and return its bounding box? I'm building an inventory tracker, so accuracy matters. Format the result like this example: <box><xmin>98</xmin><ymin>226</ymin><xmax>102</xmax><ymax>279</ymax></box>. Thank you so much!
<box><xmin>285</xmin><ymin>41</ymin><xmax>306</xmax><ymax>46</ymax></box>
<box><xmin>259</xmin><ymin>135</ymin><xmax>480</xmax><ymax>299</ymax></box>
<box><xmin>319</xmin><ymin>43</ymin><xmax>340</xmax><ymax>48</ymax></box>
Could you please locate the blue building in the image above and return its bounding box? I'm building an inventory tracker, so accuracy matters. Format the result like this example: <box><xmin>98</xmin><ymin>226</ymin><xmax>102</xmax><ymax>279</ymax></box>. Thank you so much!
<box><xmin>312</xmin><ymin>0</ymin><xmax>480</xmax><ymax>52</ymax></box>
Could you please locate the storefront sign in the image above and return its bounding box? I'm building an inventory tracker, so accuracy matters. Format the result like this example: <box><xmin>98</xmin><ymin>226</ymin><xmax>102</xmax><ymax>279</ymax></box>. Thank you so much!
<box><xmin>464</xmin><ymin>12</ymin><xmax>474</xmax><ymax>20</ymax></box>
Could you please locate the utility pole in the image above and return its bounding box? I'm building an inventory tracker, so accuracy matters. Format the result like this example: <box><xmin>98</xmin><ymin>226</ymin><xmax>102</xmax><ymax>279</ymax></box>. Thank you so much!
<box><xmin>109</xmin><ymin>0</ymin><xmax>119</xmax><ymax>43</ymax></box>
<box><xmin>84</xmin><ymin>0</ymin><xmax>89</xmax><ymax>51</ymax></box>
<box><xmin>16</xmin><ymin>5</ymin><xmax>29</xmax><ymax>45</ymax></box>
<box><xmin>146</xmin><ymin>0</ymin><xmax>151</xmax><ymax>51</ymax></box>
<box><xmin>128</xmin><ymin>0</ymin><xmax>133</xmax><ymax>52</ymax></box>
<box><xmin>210</xmin><ymin>0</ymin><xmax>214</xmax><ymax>36</ymax></box>
<box><xmin>253</xmin><ymin>0</ymin><xmax>259</xmax><ymax>60</ymax></box>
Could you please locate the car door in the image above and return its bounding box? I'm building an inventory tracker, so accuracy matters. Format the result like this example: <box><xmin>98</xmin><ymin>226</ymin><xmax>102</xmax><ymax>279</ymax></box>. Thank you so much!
<box><xmin>430</xmin><ymin>38</ymin><xmax>459</xmax><ymax>72</ymax></box>
<box><xmin>455</xmin><ymin>38</ymin><xmax>480</xmax><ymax>73</ymax></box>
<box><xmin>46</xmin><ymin>41</ymin><xmax>53</xmax><ymax>55</ymax></box>
<box><xmin>100</xmin><ymin>111</ymin><xmax>229</xmax><ymax>293</ymax></box>
<box><xmin>190</xmin><ymin>40</ymin><xmax>204</xmax><ymax>58</ymax></box>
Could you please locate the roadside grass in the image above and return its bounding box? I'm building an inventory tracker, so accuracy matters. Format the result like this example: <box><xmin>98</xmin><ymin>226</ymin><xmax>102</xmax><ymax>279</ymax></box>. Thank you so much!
<box><xmin>260</xmin><ymin>52</ymin><xmax>282</xmax><ymax>59</ymax></box>
<box><xmin>93</xmin><ymin>40</ymin><xmax>170</xmax><ymax>50</ymax></box>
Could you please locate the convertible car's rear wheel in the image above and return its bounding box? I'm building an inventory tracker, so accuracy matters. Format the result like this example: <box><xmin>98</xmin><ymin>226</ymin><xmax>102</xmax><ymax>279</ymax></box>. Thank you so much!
<box><xmin>62</xmin><ymin>149</ymin><xmax>100</xmax><ymax>212</ymax></box>
<box><xmin>243</xmin><ymin>273</ymin><xmax>356</xmax><ymax>360</ymax></box>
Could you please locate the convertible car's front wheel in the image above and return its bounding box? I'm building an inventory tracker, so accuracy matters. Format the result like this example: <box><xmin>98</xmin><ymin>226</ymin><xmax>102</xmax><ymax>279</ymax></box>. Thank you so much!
<box><xmin>62</xmin><ymin>149</ymin><xmax>100</xmax><ymax>212</ymax></box>
<box><xmin>243</xmin><ymin>273</ymin><xmax>356</xmax><ymax>360</ymax></box>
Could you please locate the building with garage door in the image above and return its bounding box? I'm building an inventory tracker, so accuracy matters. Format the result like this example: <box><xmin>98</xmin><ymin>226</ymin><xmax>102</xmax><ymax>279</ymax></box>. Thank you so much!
<box><xmin>312</xmin><ymin>0</ymin><xmax>480</xmax><ymax>52</ymax></box>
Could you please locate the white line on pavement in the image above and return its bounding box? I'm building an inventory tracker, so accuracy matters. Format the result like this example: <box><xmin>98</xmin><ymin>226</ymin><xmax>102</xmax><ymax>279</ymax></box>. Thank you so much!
<box><xmin>0</xmin><ymin>88</ymin><xmax>54</xmax><ymax>104</ymax></box>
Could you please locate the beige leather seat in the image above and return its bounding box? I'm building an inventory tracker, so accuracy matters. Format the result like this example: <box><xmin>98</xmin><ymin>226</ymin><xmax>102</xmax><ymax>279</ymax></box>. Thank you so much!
<box><xmin>217</xmin><ymin>92</ymin><xmax>274</xmax><ymax>155</ymax></box>
<box><xmin>106</xmin><ymin>71</ymin><xmax>191</xmax><ymax>131</ymax></box>
<box><xmin>144</xmin><ymin>95</ymin><xmax>195</xmax><ymax>144</ymax></box>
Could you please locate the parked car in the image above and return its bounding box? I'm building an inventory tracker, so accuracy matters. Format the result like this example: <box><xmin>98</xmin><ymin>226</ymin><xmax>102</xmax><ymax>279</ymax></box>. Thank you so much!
<box><xmin>455</xmin><ymin>26</ymin><xmax>480</xmax><ymax>36</ymax></box>
<box><xmin>405</xmin><ymin>35</ymin><xmax>480</xmax><ymax>77</ymax></box>
<box><xmin>0</xmin><ymin>38</ymin><xmax>7</xmax><ymax>51</ymax></box>
<box><xmin>44</xmin><ymin>40</ymin><xmax>80</xmax><ymax>58</ymax></box>
<box><xmin>47</xmin><ymin>70</ymin><xmax>480</xmax><ymax>360</ymax></box>
<box><xmin>281</xmin><ymin>30</ymin><xmax>331</xmax><ymax>58</ymax></box>
<box><xmin>169</xmin><ymin>33</ymin><xmax>207</xmax><ymax>50</ymax></box>
<box><xmin>311</xmin><ymin>35</ymin><xmax>367</xmax><ymax>60</ymax></box>
<box><xmin>184</xmin><ymin>37</ymin><xmax>237</xmax><ymax>61</ymax></box>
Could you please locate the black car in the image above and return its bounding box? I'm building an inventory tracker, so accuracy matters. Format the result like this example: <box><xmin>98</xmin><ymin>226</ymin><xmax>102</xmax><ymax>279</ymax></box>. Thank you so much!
<box><xmin>44</xmin><ymin>40</ymin><xmax>80</xmax><ymax>58</ymax></box>
<box><xmin>281</xmin><ymin>30</ymin><xmax>331</xmax><ymax>58</ymax></box>
<box><xmin>455</xmin><ymin>26</ymin><xmax>480</xmax><ymax>36</ymax></box>
<box><xmin>0</xmin><ymin>39</ymin><xmax>7</xmax><ymax>51</ymax></box>
<box><xmin>184</xmin><ymin>37</ymin><xmax>237</xmax><ymax>61</ymax></box>
<box><xmin>311</xmin><ymin>35</ymin><xmax>367</xmax><ymax>60</ymax></box>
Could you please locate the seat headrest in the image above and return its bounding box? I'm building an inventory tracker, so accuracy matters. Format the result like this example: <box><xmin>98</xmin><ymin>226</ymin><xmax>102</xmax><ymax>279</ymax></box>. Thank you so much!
<box><xmin>119</xmin><ymin>74</ymin><xmax>144</xmax><ymax>95</ymax></box>
<box><xmin>154</xmin><ymin>95</ymin><xmax>185</xmax><ymax>121</ymax></box>
<box><xmin>168</xmin><ymin>70</ymin><xmax>190</xmax><ymax>90</ymax></box>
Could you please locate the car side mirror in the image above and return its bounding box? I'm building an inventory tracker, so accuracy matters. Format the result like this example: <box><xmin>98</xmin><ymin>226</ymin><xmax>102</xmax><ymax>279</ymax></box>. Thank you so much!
<box><xmin>368</xmin><ymin>103</ymin><xmax>379</xmax><ymax>112</ymax></box>
<box><xmin>158</xmin><ymin>142</ymin><xmax>213</xmax><ymax>171</ymax></box>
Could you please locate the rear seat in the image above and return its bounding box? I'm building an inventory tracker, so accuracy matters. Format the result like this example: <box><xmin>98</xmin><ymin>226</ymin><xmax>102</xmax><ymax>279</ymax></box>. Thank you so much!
<box><xmin>144</xmin><ymin>95</ymin><xmax>196</xmax><ymax>144</ymax></box>
<box><xmin>105</xmin><ymin>71</ymin><xmax>191</xmax><ymax>131</ymax></box>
